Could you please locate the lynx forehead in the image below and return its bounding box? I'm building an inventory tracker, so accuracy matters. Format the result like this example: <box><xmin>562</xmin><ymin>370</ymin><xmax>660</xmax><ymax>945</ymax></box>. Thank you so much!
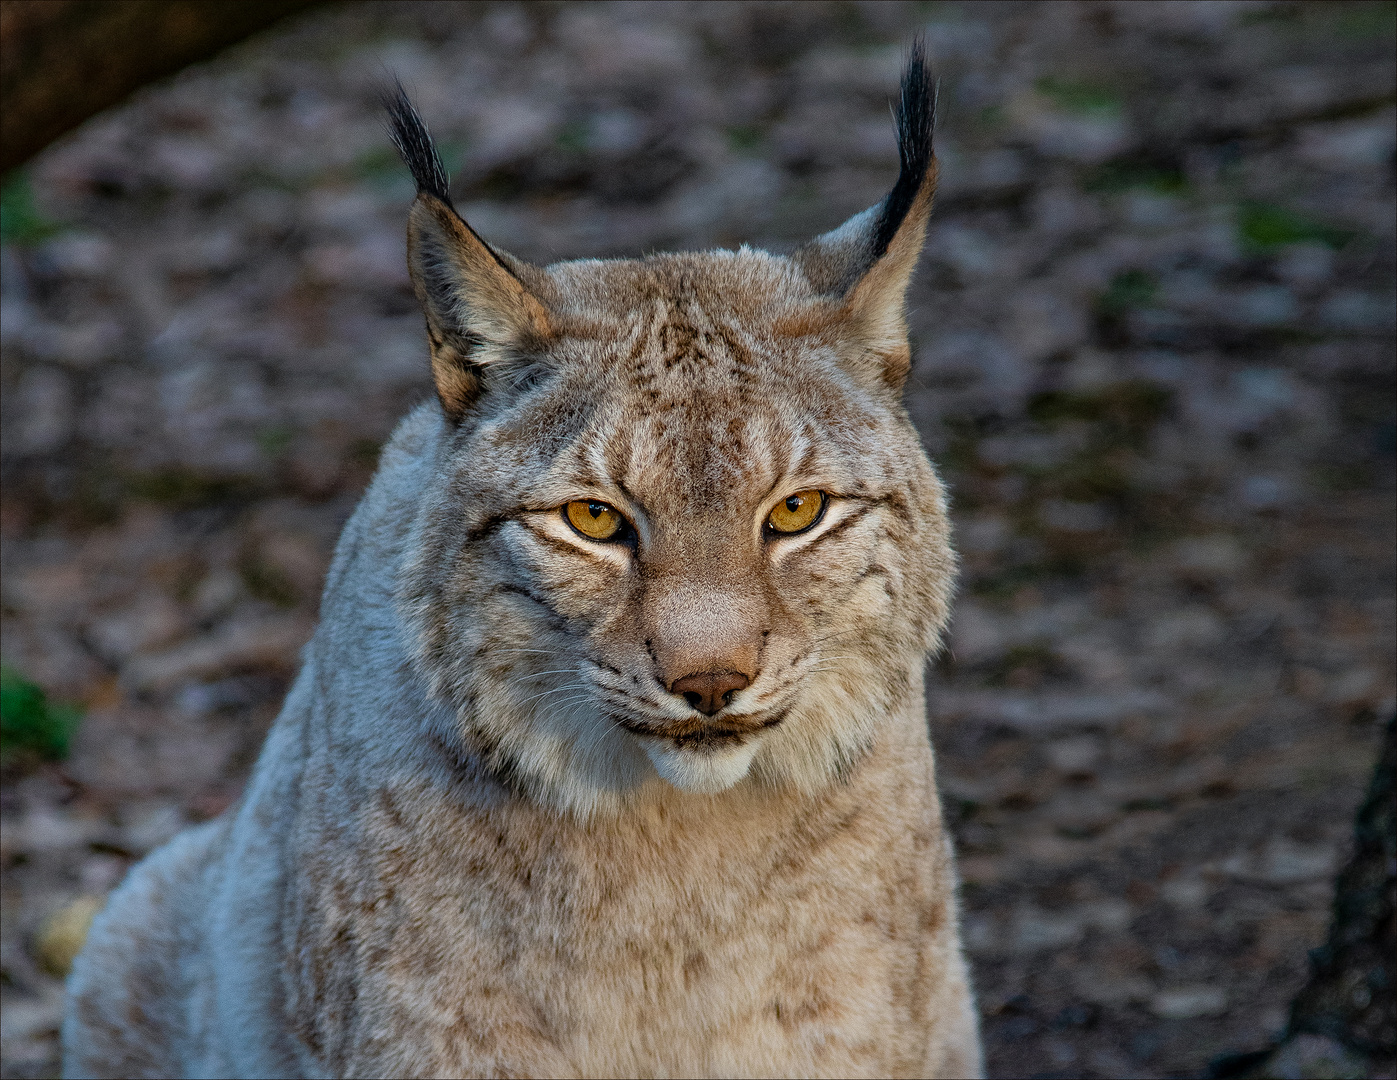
<box><xmin>64</xmin><ymin>41</ymin><xmax>982</xmax><ymax>1079</ymax></box>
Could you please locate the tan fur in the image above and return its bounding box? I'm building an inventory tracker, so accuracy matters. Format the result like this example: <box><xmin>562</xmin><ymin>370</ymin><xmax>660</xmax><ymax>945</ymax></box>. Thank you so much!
<box><xmin>64</xmin><ymin>63</ymin><xmax>981</xmax><ymax>1079</ymax></box>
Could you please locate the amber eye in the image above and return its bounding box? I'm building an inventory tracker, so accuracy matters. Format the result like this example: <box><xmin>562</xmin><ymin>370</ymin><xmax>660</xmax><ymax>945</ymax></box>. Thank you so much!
<box><xmin>766</xmin><ymin>490</ymin><xmax>826</xmax><ymax>535</ymax></box>
<box><xmin>565</xmin><ymin>500</ymin><xmax>628</xmax><ymax>542</ymax></box>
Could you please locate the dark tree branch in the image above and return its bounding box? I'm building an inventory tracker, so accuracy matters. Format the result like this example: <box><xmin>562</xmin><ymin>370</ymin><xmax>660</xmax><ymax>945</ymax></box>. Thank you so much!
<box><xmin>1</xmin><ymin>0</ymin><xmax>325</xmax><ymax>175</ymax></box>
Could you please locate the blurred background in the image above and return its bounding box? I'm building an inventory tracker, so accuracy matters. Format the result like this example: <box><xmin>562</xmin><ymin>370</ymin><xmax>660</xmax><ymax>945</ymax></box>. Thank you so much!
<box><xmin>1</xmin><ymin>2</ymin><xmax>1393</xmax><ymax>1077</ymax></box>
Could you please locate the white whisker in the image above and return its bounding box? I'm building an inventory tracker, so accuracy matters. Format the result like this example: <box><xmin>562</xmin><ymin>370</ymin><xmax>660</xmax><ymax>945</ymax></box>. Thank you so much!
<box><xmin>515</xmin><ymin>683</ymin><xmax>590</xmax><ymax>707</ymax></box>
<box><xmin>539</xmin><ymin>695</ymin><xmax>596</xmax><ymax>714</ymax></box>
<box><xmin>506</xmin><ymin>668</ymin><xmax>582</xmax><ymax>686</ymax></box>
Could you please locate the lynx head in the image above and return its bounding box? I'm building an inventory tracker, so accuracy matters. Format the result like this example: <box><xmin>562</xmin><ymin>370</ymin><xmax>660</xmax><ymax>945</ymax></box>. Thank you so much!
<box><xmin>390</xmin><ymin>44</ymin><xmax>955</xmax><ymax>814</ymax></box>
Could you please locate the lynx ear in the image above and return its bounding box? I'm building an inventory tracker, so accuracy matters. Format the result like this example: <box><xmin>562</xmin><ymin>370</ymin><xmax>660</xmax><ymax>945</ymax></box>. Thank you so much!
<box><xmin>386</xmin><ymin>86</ymin><xmax>552</xmax><ymax>419</ymax></box>
<box><xmin>793</xmin><ymin>41</ymin><xmax>937</xmax><ymax>389</ymax></box>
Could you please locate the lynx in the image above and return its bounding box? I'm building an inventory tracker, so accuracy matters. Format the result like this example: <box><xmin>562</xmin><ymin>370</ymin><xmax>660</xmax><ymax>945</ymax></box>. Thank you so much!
<box><xmin>63</xmin><ymin>43</ymin><xmax>982</xmax><ymax>1079</ymax></box>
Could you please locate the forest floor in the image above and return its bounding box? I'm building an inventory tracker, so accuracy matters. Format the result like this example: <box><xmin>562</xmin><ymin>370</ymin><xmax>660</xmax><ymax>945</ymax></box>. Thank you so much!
<box><xmin>2</xmin><ymin>3</ymin><xmax>1393</xmax><ymax>1077</ymax></box>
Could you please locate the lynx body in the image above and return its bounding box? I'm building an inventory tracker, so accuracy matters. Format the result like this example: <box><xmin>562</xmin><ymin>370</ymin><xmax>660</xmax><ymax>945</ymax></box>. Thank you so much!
<box><xmin>64</xmin><ymin>47</ymin><xmax>982</xmax><ymax>1079</ymax></box>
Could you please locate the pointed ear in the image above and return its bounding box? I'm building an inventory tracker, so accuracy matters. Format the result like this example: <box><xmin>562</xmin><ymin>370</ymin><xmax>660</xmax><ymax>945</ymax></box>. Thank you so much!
<box><xmin>792</xmin><ymin>41</ymin><xmax>937</xmax><ymax>389</ymax></box>
<box><xmin>386</xmin><ymin>85</ymin><xmax>552</xmax><ymax>419</ymax></box>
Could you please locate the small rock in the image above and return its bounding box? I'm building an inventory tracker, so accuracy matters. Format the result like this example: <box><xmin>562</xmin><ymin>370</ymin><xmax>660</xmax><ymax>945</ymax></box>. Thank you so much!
<box><xmin>80</xmin><ymin>853</ymin><xmax>129</xmax><ymax>894</ymax></box>
<box><xmin>1296</xmin><ymin>110</ymin><xmax>1397</xmax><ymax>169</ymax></box>
<box><xmin>934</xmin><ymin>688</ymin><xmax>1171</xmax><ymax>734</ymax></box>
<box><xmin>955</xmin><ymin>515</ymin><xmax>1010</xmax><ymax>555</ymax></box>
<box><xmin>1262</xmin><ymin>1033</ymin><xmax>1369</xmax><ymax>1080</ymax></box>
<box><xmin>1239</xmin><ymin>474</ymin><xmax>1291</xmax><ymax>510</ymax></box>
<box><xmin>1012</xmin><ymin>905</ymin><xmax>1085</xmax><ymax>952</ymax></box>
<box><xmin>1045</xmin><ymin>735</ymin><xmax>1102</xmax><ymax>774</ymax></box>
<box><xmin>87</xmin><ymin>593</ymin><xmax>189</xmax><ymax>663</ymax></box>
<box><xmin>1172</xmin><ymin>535</ymin><xmax>1247</xmax><ymax>579</ymax></box>
<box><xmin>1122</xmin><ymin>191</ymin><xmax>1183</xmax><ymax>230</ymax></box>
<box><xmin>977</xmin><ymin>433</ymin><xmax>1076</xmax><ymax>468</ymax></box>
<box><xmin>124</xmin><ymin>612</ymin><xmax>313</xmax><ymax>691</ymax></box>
<box><xmin>10</xmin><ymin>806</ymin><xmax>100</xmax><ymax>855</ymax></box>
<box><xmin>1151</xmin><ymin>984</ymin><xmax>1227</xmax><ymax>1019</ymax></box>
<box><xmin>1008</xmin><ymin>287</ymin><xmax>1089</xmax><ymax>362</ymax></box>
<box><xmin>1325</xmin><ymin>668</ymin><xmax>1379</xmax><ymax>708</ymax></box>
<box><xmin>1040</xmin><ymin>499</ymin><xmax>1112</xmax><ymax>533</ymax></box>
<box><xmin>1160</xmin><ymin>875</ymin><xmax>1210</xmax><ymax>908</ymax></box>
<box><xmin>933</xmin><ymin>225</ymin><xmax>1003</xmax><ymax>279</ymax></box>
<box><xmin>37</xmin><ymin>233</ymin><xmax>113</xmax><ymax>276</ymax></box>
<box><xmin>34</xmin><ymin>895</ymin><xmax>105</xmax><ymax>976</ymax></box>
<box><xmin>1275</xmin><ymin>243</ymin><xmax>1335</xmax><ymax>286</ymax></box>
<box><xmin>0</xmin><ymin>986</ymin><xmax>66</xmax><ymax>1050</ymax></box>
<box><xmin>1145</xmin><ymin>606</ymin><xmax>1226</xmax><ymax>651</ymax></box>
<box><xmin>949</xmin><ymin>603</ymin><xmax>1007</xmax><ymax>666</ymax></box>
<box><xmin>119</xmin><ymin>800</ymin><xmax>188</xmax><ymax>854</ymax></box>
<box><xmin>1072</xmin><ymin>967</ymin><xmax>1152</xmax><ymax>1007</ymax></box>
<box><xmin>1319</xmin><ymin>291</ymin><xmax>1396</xmax><ymax>333</ymax></box>
<box><xmin>1011</xmin><ymin>93</ymin><xmax>1131</xmax><ymax>164</ymax></box>
<box><xmin>191</xmin><ymin>569</ymin><xmax>245</xmax><ymax>620</ymax></box>
<box><xmin>1222</xmin><ymin>838</ymin><xmax>1340</xmax><ymax>885</ymax></box>
<box><xmin>1225</xmin><ymin>285</ymin><xmax>1299</xmax><ymax>328</ymax></box>
<box><xmin>7</xmin><ymin>367</ymin><xmax>74</xmax><ymax>456</ymax></box>
<box><xmin>1079</xmin><ymin>899</ymin><xmax>1133</xmax><ymax>933</ymax></box>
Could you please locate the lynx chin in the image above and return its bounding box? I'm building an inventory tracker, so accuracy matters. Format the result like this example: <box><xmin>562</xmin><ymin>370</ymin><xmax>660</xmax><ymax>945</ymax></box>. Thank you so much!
<box><xmin>64</xmin><ymin>41</ymin><xmax>982</xmax><ymax>1079</ymax></box>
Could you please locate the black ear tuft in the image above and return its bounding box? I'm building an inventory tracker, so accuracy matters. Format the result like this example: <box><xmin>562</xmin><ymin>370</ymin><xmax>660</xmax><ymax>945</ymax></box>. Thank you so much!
<box><xmin>383</xmin><ymin>80</ymin><xmax>453</xmax><ymax>207</ymax></box>
<box><xmin>870</xmin><ymin>38</ymin><xmax>936</xmax><ymax>262</ymax></box>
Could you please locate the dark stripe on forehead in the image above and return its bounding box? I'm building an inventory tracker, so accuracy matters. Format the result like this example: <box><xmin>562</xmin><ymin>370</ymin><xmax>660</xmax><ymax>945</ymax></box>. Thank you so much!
<box><xmin>789</xmin><ymin>436</ymin><xmax>822</xmax><ymax>479</ymax></box>
<box><xmin>712</xmin><ymin>322</ymin><xmax>762</xmax><ymax>383</ymax></box>
<box><xmin>658</xmin><ymin>318</ymin><xmax>698</xmax><ymax>372</ymax></box>
<box><xmin>601</xmin><ymin>424</ymin><xmax>638</xmax><ymax>495</ymax></box>
<box><xmin>465</xmin><ymin>513</ymin><xmax>511</xmax><ymax>542</ymax></box>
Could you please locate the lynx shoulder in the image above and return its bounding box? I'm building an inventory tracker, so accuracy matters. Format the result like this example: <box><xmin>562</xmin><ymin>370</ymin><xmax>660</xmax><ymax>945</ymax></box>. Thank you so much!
<box><xmin>64</xmin><ymin>42</ymin><xmax>982</xmax><ymax>1079</ymax></box>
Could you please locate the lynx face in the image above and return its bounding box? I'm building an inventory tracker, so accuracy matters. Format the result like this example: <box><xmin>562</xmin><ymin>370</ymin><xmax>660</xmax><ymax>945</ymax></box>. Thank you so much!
<box><xmin>390</xmin><ymin>53</ymin><xmax>954</xmax><ymax>812</ymax></box>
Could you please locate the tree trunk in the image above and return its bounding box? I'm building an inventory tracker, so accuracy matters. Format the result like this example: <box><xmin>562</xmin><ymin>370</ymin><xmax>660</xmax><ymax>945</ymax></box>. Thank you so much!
<box><xmin>1</xmin><ymin>0</ymin><xmax>323</xmax><ymax>175</ymax></box>
<box><xmin>1213</xmin><ymin>711</ymin><xmax>1396</xmax><ymax>1079</ymax></box>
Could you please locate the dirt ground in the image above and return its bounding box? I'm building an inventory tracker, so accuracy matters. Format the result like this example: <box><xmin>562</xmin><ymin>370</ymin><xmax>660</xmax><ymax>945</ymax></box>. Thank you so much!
<box><xmin>2</xmin><ymin>3</ymin><xmax>1393</xmax><ymax>1077</ymax></box>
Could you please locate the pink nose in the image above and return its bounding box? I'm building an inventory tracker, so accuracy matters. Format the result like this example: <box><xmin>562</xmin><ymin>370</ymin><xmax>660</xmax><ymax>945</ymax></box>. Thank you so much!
<box><xmin>669</xmin><ymin>671</ymin><xmax>750</xmax><ymax>715</ymax></box>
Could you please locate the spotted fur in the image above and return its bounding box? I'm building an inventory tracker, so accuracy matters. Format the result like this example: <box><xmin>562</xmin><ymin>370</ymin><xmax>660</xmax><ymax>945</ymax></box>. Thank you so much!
<box><xmin>64</xmin><ymin>43</ymin><xmax>982</xmax><ymax>1079</ymax></box>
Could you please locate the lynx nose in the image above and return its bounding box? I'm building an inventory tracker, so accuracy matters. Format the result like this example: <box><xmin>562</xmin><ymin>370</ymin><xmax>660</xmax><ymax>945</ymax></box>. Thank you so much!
<box><xmin>670</xmin><ymin>671</ymin><xmax>750</xmax><ymax>715</ymax></box>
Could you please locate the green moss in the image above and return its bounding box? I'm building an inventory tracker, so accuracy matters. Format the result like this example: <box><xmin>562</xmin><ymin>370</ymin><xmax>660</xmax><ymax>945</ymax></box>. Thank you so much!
<box><xmin>977</xmin><ymin>104</ymin><xmax>1007</xmax><ymax>131</ymax></box>
<box><xmin>1329</xmin><ymin>1</ymin><xmax>1397</xmax><ymax>40</ymax></box>
<box><xmin>1</xmin><ymin>172</ymin><xmax>63</xmax><ymax>246</ymax></box>
<box><xmin>725</xmin><ymin>124</ymin><xmax>765</xmax><ymax>154</ymax></box>
<box><xmin>1236</xmin><ymin>201</ymin><xmax>1355</xmax><ymax>254</ymax></box>
<box><xmin>940</xmin><ymin>417</ymin><xmax>987</xmax><ymax>474</ymax></box>
<box><xmin>981</xmin><ymin>643</ymin><xmax>1069</xmax><ymax>687</ymax></box>
<box><xmin>1051</xmin><ymin>456</ymin><xmax>1137</xmax><ymax>503</ymax></box>
<box><xmin>354</xmin><ymin>139</ymin><xmax>464</xmax><ymax>191</ymax></box>
<box><xmin>1035</xmin><ymin>76</ymin><xmax>1123</xmax><ymax>117</ymax></box>
<box><xmin>1027</xmin><ymin>382</ymin><xmax>1171</xmax><ymax>444</ymax></box>
<box><xmin>352</xmin><ymin>143</ymin><xmax>406</xmax><ymax>180</ymax></box>
<box><xmin>1017</xmin><ymin>383</ymin><xmax>1175</xmax><ymax>540</ymax></box>
<box><xmin>1096</xmin><ymin>269</ymin><xmax>1159</xmax><ymax>317</ymax></box>
<box><xmin>1</xmin><ymin>666</ymin><xmax>81</xmax><ymax>762</ymax></box>
<box><xmin>255</xmin><ymin>426</ymin><xmax>294</xmax><ymax>459</ymax></box>
<box><xmin>1085</xmin><ymin>160</ymin><xmax>1187</xmax><ymax>195</ymax></box>
<box><xmin>555</xmin><ymin>121</ymin><xmax>590</xmax><ymax>154</ymax></box>
<box><xmin>126</xmin><ymin>467</ymin><xmax>261</xmax><ymax>510</ymax></box>
<box><xmin>238</xmin><ymin>554</ymin><xmax>301</xmax><ymax>609</ymax></box>
<box><xmin>969</xmin><ymin>557</ymin><xmax>1085</xmax><ymax>599</ymax></box>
